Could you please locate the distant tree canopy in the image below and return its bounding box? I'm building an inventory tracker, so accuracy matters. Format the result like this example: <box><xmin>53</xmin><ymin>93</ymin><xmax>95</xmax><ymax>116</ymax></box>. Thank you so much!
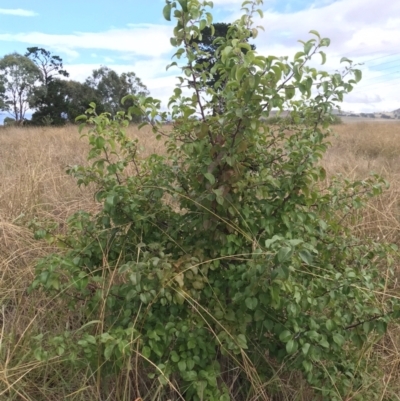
<box><xmin>26</xmin><ymin>48</ymin><xmax>71</xmax><ymax>125</ymax></box>
<box><xmin>3</xmin><ymin>116</ymin><xmax>16</xmax><ymax>126</ymax></box>
<box><xmin>25</xmin><ymin>47</ymin><xmax>69</xmax><ymax>86</ymax></box>
<box><xmin>29</xmin><ymin>79</ymin><xmax>73</xmax><ymax>126</ymax></box>
<box><xmin>0</xmin><ymin>53</ymin><xmax>41</xmax><ymax>124</ymax></box>
<box><xmin>64</xmin><ymin>80</ymin><xmax>106</xmax><ymax>123</ymax></box>
<box><xmin>85</xmin><ymin>66</ymin><xmax>149</xmax><ymax>121</ymax></box>
<box><xmin>0</xmin><ymin>47</ymin><xmax>149</xmax><ymax>126</ymax></box>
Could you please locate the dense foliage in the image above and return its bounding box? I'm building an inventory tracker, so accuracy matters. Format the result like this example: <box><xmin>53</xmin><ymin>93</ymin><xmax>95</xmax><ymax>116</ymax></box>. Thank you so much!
<box><xmin>31</xmin><ymin>0</ymin><xmax>400</xmax><ymax>400</ymax></box>
<box><xmin>189</xmin><ymin>22</ymin><xmax>255</xmax><ymax>91</ymax></box>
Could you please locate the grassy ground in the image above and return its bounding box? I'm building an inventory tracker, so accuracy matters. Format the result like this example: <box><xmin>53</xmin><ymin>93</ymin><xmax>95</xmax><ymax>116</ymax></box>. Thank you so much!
<box><xmin>1</xmin><ymin>122</ymin><xmax>400</xmax><ymax>400</ymax></box>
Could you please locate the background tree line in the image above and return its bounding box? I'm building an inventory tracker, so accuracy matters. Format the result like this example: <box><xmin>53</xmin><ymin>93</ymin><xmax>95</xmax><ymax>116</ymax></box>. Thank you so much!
<box><xmin>0</xmin><ymin>24</ymin><xmax>250</xmax><ymax>126</ymax></box>
<box><xmin>0</xmin><ymin>47</ymin><xmax>149</xmax><ymax>126</ymax></box>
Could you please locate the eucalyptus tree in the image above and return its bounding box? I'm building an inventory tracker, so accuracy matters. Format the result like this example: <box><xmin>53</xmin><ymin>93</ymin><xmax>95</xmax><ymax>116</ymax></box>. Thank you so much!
<box><xmin>25</xmin><ymin>47</ymin><xmax>69</xmax><ymax>87</ymax></box>
<box><xmin>25</xmin><ymin>47</ymin><xmax>70</xmax><ymax>125</ymax></box>
<box><xmin>0</xmin><ymin>53</ymin><xmax>41</xmax><ymax>124</ymax></box>
<box><xmin>64</xmin><ymin>79</ymin><xmax>106</xmax><ymax>122</ymax></box>
<box><xmin>85</xmin><ymin>66</ymin><xmax>149</xmax><ymax>121</ymax></box>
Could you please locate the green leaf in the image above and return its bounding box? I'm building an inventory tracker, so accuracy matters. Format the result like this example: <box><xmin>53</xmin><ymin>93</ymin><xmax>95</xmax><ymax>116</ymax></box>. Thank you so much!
<box><xmin>302</xmin><ymin>343</ymin><xmax>311</xmax><ymax>355</ymax></box>
<box><xmin>245</xmin><ymin>297</ymin><xmax>258</xmax><ymax>310</ymax></box>
<box><xmin>34</xmin><ymin>348</ymin><xmax>46</xmax><ymax>361</ymax></box>
<box><xmin>333</xmin><ymin>333</ymin><xmax>345</xmax><ymax>346</ymax></box>
<box><xmin>354</xmin><ymin>69</ymin><xmax>362</xmax><ymax>83</ymax></box>
<box><xmin>95</xmin><ymin>136</ymin><xmax>105</xmax><ymax>149</ymax></box>
<box><xmin>254</xmin><ymin>309</ymin><xmax>265</xmax><ymax>321</ymax></box>
<box><xmin>278</xmin><ymin>247</ymin><xmax>292</xmax><ymax>262</ymax></box>
<box><xmin>199</xmin><ymin>19</ymin><xmax>207</xmax><ymax>31</ymax></box>
<box><xmin>340</xmin><ymin>57</ymin><xmax>352</xmax><ymax>64</ymax></box>
<box><xmin>299</xmin><ymin>250</ymin><xmax>313</xmax><ymax>265</ymax></box>
<box><xmin>271</xmin><ymin>65</ymin><xmax>282</xmax><ymax>81</ymax></box>
<box><xmin>178</xmin><ymin>360</ymin><xmax>187</xmax><ymax>372</ymax></box>
<box><xmin>166</xmin><ymin>61</ymin><xmax>178</xmax><ymax>71</ymax></box>
<box><xmin>294</xmin><ymin>51</ymin><xmax>305</xmax><ymax>60</ymax></box>
<box><xmin>302</xmin><ymin>359</ymin><xmax>312</xmax><ymax>372</ymax></box>
<box><xmin>177</xmin><ymin>0</ymin><xmax>188</xmax><ymax>12</ymax></box>
<box><xmin>105</xmin><ymin>195</ymin><xmax>116</xmax><ymax>208</ymax></box>
<box><xmin>320</xmin><ymin>37</ymin><xmax>330</xmax><ymax>46</ymax></box>
<box><xmin>236</xmin><ymin>66</ymin><xmax>247</xmax><ymax>82</ymax></box>
<box><xmin>216</xmin><ymin>196</ymin><xmax>224</xmax><ymax>206</ymax></box>
<box><xmin>285</xmin><ymin>86</ymin><xmax>295</xmax><ymax>99</ymax></box>
<box><xmin>104</xmin><ymin>343</ymin><xmax>115</xmax><ymax>360</ymax></box>
<box><xmin>325</xmin><ymin>319</ymin><xmax>335</xmax><ymax>331</ymax></box>
<box><xmin>279</xmin><ymin>330</ymin><xmax>292</xmax><ymax>343</ymax></box>
<box><xmin>319</xmin><ymin>51</ymin><xmax>326</xmax><ymax>65</ymax></box>
<box><xmin>142</xmin><ymin>346</ymin><xmax>151</xmax><ymax>358</ymax></box>
<box><xmin>309</xmin><ymin>30</ymin><xmax>321</xmax><ymax>39</ymax></box>
<box><xmin>237</xmin><ymin>334</ymin><xmax>248</xmax><ymax>349</ymax></box>
<box><xmin>304</xmin><ymin>41</ymin><xmax>313</xmax><ymax>55</ymax></box>
<box><xmin>363</xmin><ymin>321</ymin><xmax>372</xmax><ymax>335</ymax></box>
<box><xmin>307</xmin><ymin>331</ymin><xmax>319</xmax><ymax>341</ymax></box>
<box><xmin>204</xmin><ymin>172</ymin><xmax>215</xmax><ymax>185</ymax></box>
<box><xmin>376</xmin><ymin>321</ymin><xmax>387</xmax><ymax>335</ymax></box>
<box><xmin>183</xmin><ymin>370</ymin><xmax>198</xmax><ymax>381</ymax></box>
<box><xmin>187</xmin><ymin>359</ymin><xmax>195</xmax><ymax>370</ymax></box>
<box><xmin>286</xmin><ymin>339</ymin><xmax>298</xmax><ymax>355</ymax></box>
<box><xmin>163</xmin><ymin>3</ymin><xmax>172</xmax><ymax>21</ymax></box>
<box><xmin>171</xmin><ymin>351</ymin><xmax>180</xmax><ymax>362</ymax></box>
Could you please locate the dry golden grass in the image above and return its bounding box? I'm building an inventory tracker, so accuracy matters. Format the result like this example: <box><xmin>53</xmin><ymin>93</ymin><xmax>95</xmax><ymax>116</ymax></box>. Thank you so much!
<box><xmin>324</xmin><ymin>123</ymin><xmax>400</xmax><ymax>244</ymax></box>
<box><xmin>324</xmin><ymin>123</ymin><xmax>400</xmax><ymax>400</ymax></box>
<box><xmin>1</xmin><ymin>121</ymin><xmax>400</xmax><ymax>400</ymax></box>
<box><xmin>0</xmin><ymin>124</ymin><xmax>166</xmax><ymax>400</ymax></box>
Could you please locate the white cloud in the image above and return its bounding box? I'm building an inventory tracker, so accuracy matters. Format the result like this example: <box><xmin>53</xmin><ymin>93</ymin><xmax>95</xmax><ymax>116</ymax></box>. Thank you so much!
<box><xmin>0</xmin><ymin>24</ymin><xmax>172</xmax><ymax>59</ymax></box>
<box><xmin>51</xmin><ymin>46</ymin><xmax>80</xmax><ymax>59</ymax></box>
<box><xmin>65</xmin><ymin>58</ymin><xmax>172</xmax><ymax>83</ymax></box>
<box><xmin>345</xmin><ymin>93</ymin><xmax>383</xmax><ymax>104</ymax></box>
<box><xmin>250</xmin><ymin>0</ymin><xmax>400</xmax><ymax>55</ymax></box>
<box><xmin>0</xmin><ymin>8</ymin><xmax>38</xmax><ymax>17</ymax></box>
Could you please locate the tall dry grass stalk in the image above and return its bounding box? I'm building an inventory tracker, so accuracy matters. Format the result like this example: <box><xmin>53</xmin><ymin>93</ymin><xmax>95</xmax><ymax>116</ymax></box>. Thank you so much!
<box><xmin>1</xmin><ymin>122</ymin><xmax>400</xmax><ymax>400</ymax></box>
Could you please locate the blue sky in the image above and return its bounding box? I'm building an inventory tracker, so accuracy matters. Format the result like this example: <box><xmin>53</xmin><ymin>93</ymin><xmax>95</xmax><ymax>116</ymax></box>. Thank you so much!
<box><xmin>0</xmin><ymin>0</ymin><xmax>399</xmax><ymax>115</ymax></box>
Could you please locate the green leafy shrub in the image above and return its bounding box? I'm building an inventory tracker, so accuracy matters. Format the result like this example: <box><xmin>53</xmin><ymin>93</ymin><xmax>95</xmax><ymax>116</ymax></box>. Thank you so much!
<box><xmin>31</xmin><ymin>1</ymin><xmax>400</xmax><ymax>400</ymax></box>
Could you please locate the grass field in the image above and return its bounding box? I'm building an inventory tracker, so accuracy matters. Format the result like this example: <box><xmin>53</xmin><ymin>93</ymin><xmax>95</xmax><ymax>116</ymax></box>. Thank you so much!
<box><xmin>1</xmin><ymin>121</ymin><xmax>400</xmax><ymax>400</ymax></box>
